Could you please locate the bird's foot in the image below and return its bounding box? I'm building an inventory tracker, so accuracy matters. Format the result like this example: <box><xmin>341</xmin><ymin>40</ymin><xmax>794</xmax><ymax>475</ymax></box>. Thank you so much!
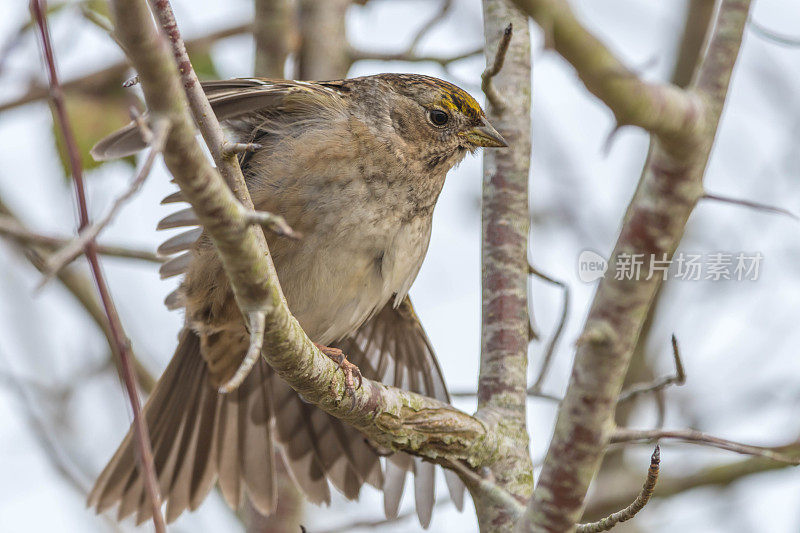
<box><xmin>315</xmin><ymin>343</ymin><xmax>363</xmax><ymax>398</ymax></box>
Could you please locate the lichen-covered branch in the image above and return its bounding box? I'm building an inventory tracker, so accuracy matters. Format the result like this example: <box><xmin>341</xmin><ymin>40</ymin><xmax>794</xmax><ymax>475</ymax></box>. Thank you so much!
<box><xmin>107</xmin><ymin>0</ymin><xmax>508</xmax><ymax>473</ymax></box>
<box><xmin>474</xmin><ymin>1</ymin><xmax>533</xmax><ymax>531</ymax></box>
<box><xmin>513</xmin><ymin>1</ymin><xmax>753</xmax><ymax>531</ymax></box>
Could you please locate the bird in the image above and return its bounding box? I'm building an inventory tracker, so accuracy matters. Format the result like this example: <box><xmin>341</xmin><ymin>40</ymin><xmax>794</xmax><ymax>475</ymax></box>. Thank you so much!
<box><xmin>87</xmin><ymin>73</ymin><xmax>507</xmax><ymax>528</ymax></box>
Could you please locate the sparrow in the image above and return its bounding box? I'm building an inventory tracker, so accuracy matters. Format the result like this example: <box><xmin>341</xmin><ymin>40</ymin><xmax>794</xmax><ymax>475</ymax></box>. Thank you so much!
<box><xmin>87</xmin><ymin>73</ymin><xmax>507</xmax><ymax>527</ymax></box>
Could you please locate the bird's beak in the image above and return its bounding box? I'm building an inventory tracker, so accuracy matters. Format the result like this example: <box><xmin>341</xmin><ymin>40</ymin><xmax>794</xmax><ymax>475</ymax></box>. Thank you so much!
<box><xmin>461</xmin><ymin>118</ymin><xmax>508</xmax><ymax>148</ymax></box>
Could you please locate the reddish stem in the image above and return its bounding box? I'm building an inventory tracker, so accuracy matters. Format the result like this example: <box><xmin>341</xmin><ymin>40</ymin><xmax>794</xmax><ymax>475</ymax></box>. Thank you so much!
<box><xmin>29</xmin><ymin>1</ymin><xmax>165</xmax><ymax>530</ymax></box>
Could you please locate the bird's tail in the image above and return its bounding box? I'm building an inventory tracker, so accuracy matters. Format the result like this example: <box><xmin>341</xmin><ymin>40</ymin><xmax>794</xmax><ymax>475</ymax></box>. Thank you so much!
<box><xmin>88</xmin><ymin>328</ymin><xmax>276</xmax><ymax>524</ymax></box>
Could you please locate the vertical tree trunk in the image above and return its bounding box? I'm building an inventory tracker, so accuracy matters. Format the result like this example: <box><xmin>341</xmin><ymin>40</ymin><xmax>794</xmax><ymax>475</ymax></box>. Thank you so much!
<box><xmin>254</xmin><ymin>0</ymin><xmax>294</xmax><ymax>78</ymax></box>
<box><xmin>297</xmin><ymin>0</ymin><xmax>350</xmax><ymax>80</ymax></box>
<box><xmin>475</xmin><ymin>1</ymin><xmax>533</xmax><ymax>531</ymax></box>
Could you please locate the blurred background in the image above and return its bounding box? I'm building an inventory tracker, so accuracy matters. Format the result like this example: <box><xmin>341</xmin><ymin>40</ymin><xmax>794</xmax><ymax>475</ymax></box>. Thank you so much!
<box><xmin>1</xmin><ymin>0</ymin><xmax>799</xmax><ymax>531</ymax></box>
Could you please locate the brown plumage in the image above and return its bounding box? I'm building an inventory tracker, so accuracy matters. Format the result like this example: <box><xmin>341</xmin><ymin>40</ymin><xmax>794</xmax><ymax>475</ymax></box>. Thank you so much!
<box><xmin>88</xmin><ymin>74</ymin><xmax>506</xmax><ymax>527</ymax></box>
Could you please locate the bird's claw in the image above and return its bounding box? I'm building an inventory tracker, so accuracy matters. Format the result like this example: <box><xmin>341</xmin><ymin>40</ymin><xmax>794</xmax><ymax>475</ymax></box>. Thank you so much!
<box><xmin>315</xmin><ymin>344</ymin><xmax>363</xmax><ymax>399</ymax></box>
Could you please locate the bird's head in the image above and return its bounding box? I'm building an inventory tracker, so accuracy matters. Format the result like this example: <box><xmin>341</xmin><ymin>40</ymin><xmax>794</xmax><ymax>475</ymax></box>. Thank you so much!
<box><xmin>347</xmin><ymin>73</ymin><xmax>507</xmax><ymax>173</ymax></box>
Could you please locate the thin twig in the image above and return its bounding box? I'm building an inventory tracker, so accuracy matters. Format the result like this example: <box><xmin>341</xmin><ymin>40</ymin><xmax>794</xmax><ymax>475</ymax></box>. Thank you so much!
<box><xmin>611</xmin><ymin>428</ymin><xmax>800</xmax><ymax>465</ymax></box>
<box><xmin>348</xmin><ymin>46</ymin><xmax>483</xmax><ymax>66</ymax></box>
<box><xmin>749</xmin><ymin>18</ymin><xmax>800</xmax><ymax>47</ymax></box>
<box><xmin>218</xmin><ymin>311</ymin><xmax>266</xmax><ymax>393</ymax></box>
<box><xmin>576</xmin><ymin>446</ymin><xmax>660</xmax><ymax>532</ymax></box>
<box><xmin>222</xmin><ymin>141</ymin><xmax>263</xmax><ymax>157</ymax></box>
<box><xmin>481</xmin><ymin>23</ymin><xmax>513</xmax><ymax>111</ymax></box>
<box><xmin>406</xmin><ymin>0</ymin><xmax>453</xmax><ymax>54</ymax></box>
<box><xmin>585</xmin><ymin>443</ymin><xmax>800</xmax><ymax>519</ymax></box>
<box><xmin>528</xmin><ymin>263</ymin><xmax>571</xmax><ymax>394</ymax></box>
<box><xmin>618</xmin><ymin>334</ymin><xmax>686</xmax><ymax>403</ymax></box>
<box><xmin>148</xmin><ymin>0</ymin><xmax>253</xmax><ymax>205</ymax></box>
<box><xmin>29</xmin><ymin>2</ymin><xmax>165</xmax><ymax>530</ymax></box>
<box><xmin>0</xmin><ymin>23</ymin><xmax>252</xmax><ymax>114</ymax></box>
<box><xmin>241</xmin><ymin>207</ymin><xmax>301</xmax><ymax>240</ymax></box>
<box><xmin>39</xmin><ymin>119</ymin><xmax>170</xmax><ymax>287</ymax></box>
<box><xmin>0</xmin><ymin>352</ymin><xmax>92</xmax><ymax>495</ymax></box>
<box><xmin>702</xmin><ymin>192</ymin><xmax>799</xmax><ymax>220</ymax></box>
<box><xmin>0</xmin><ymin>216</ymin><xmax>161</xmax><ymax>263</ymax></box>
<box><xmin>0</xmin><ymin>196</ymin><xmax>157</xmax><ymax>391</ymax></box>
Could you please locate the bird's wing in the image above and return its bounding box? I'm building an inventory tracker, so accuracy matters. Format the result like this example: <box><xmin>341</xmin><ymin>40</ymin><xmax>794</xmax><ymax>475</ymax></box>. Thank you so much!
<box><xmin>332</xmin><ymin>295</ymin><xmax>465</xmax><ymax>526</ymax></box>
<box><xmin>90</xmin><ymin>78</ymin><xmax>345</xmax><ymax>160</ymax></box>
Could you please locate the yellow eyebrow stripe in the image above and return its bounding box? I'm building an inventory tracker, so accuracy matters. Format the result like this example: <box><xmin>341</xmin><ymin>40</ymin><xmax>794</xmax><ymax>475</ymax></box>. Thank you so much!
<box><xmin>438</xmin><ymin>86</ymin><xmax>483</xmax><ymax>119</ymax></box>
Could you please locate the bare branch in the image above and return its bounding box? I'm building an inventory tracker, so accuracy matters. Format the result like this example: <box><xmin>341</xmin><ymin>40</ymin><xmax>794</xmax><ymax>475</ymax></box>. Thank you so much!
<box><xmin>671</xmin><ymin>0</ymin><xmax>716</xmax><ymax>88</ymax></box>
<box><xmin>222</xmin><ymin>141</ymin><xmax>263</xmax><ymax>157</ymax></box>
<box><xmin>515</xmin><ymin>0</ymin><xmax>753</xmax><ymax>529</ymax></box>
<box><xmin>218</xmin><ymin>312</ymin><xmax>266</xmax><ymax>394</ymax></box>
<box><xmin>0</xmin><ymin>216</ymin><xmax>161</xmax><ymax>263</ymax></box>
<box><xmin>80</xmin><ymin>3</ymin><xmax>115</xmax><ymax>35</ymax></box>
<box><xmin>510</xmin><ymin>0</ymin><xmax>704</xmax><ymax>147</ymax></box>
<box><xmin>618</xmin><ymin>334</ymin><xmax>686</xmax><ymax>403</ymax></box>
<box><xmin>611</xmin><ymin>428</ymin><xmax>800</xmax><ymax>465</ymax></box>
<box><xmin>29</xmin><ymin>2</ymin><xmax>165</xmax><ymax>530</ymax></box>
<box><xmin>349</xmin><ymin>46</ymin><xmax>484</xmax><ymax>67</ymax></box>
<box><xmin>0</xmin><ymin>352</ymin><xmax>92</xmax><ymax>495</ymax></box>
<box><xmin>406</xmin><ymin>0</ymin><xmax>453</xmax><ymax>54</ymax></box>
<box><xmin>481</xmin><ymin>23</ymin><xmax>513</xmax><ymax>111</ymax></box>
<box><xmin>749</xmin><ymin>18</ymin><xmax>800</xmax><ymax>47</ymax></box>
<box><xmin>240</xmin><ymin>207</ymin><xmax>301</xmax><ymax>240</ymax></box>
<box><xmin>148</xmin><ymin>0</ymin><xmax>256</xmax><ymax>208</ymax></box>
<box><xmin>585</xmin><ymin>444</ymin><xmax>800</xmax><ymax>519</ymax></box>
<box><xmin>39</xmin><ymin>119</ymin><xmax>169</xmax><ymax>286</ymax></box>
<box><xmin>0</xmin><ymin>197</ymin><xmax>157</xmax><ymax>392</ymax></box>
<box><xmin>0</xmin><ymin>23</ymin><xmax>252</xmax><ymax>114</ymax></box>
<box><xmin>528</xmin><ymin>263</ymin><xmax>571</xmax><ymax>394</ymax></box>
<box><xmin>253</xmin><ymin>0</ymin><xmax>292</xmax><ymax>78</ymax></box>
<box><xmin>576</xmin><ymin>446</ymin><xmax>660</xmax><ymax>533</ymax></box>
<box><xmin>297</xmin><ymin>0</ymin><xmax>350</xmax><ymax>79</ymax></box>
<box><xmin>702</xmin><ymin>192</ymin><xmax>799</xmax><ymax>220</ymax></box>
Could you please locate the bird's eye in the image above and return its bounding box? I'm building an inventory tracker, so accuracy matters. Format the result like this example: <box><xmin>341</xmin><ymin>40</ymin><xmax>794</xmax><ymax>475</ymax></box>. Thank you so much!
<box><xmin>428</xmin><ymin>109</ymin><xmax>449</xmax><ymax>127</ymax></box>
